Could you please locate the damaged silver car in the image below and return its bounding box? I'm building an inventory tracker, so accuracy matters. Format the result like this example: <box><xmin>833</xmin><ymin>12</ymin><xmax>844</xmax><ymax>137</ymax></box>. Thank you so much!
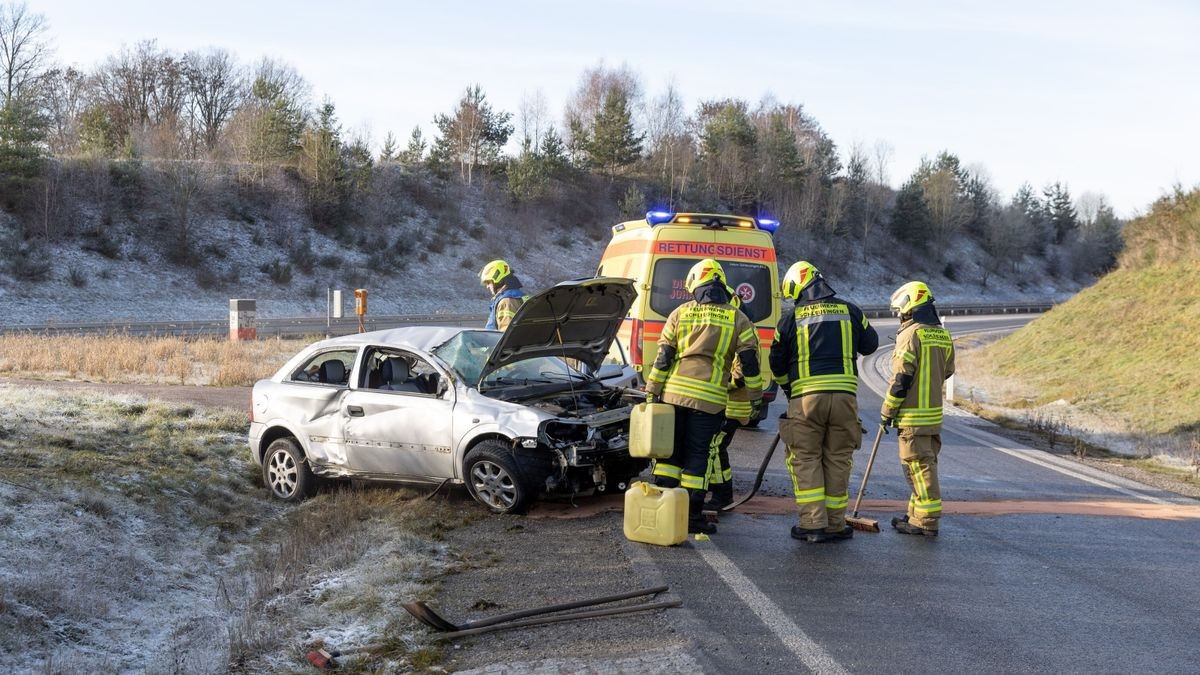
<box><xmin>248</xmin><ymin>278</ymin><xmax>648</xmax><ymax>513</ymax></box>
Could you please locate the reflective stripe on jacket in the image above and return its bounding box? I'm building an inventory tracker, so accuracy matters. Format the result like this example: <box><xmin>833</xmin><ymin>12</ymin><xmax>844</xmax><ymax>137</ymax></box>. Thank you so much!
<box><xmin>882</xmin><ymin>320</ymin><xmax>955</xmax><ymax>433</ymax></box>
<box><xmin>487</xmin><ymin>287</ymin><xmax>529</xmax><ymax>330</ymax></box>
<box><xmin>769</xmin><ymin>296</ymin><xmax>878</xmax><ymax>397</ymax></box>
<box><xmin>646</xmin><ymin>300</ymin><xmax>761</xmax><ymax>415</ymax></box>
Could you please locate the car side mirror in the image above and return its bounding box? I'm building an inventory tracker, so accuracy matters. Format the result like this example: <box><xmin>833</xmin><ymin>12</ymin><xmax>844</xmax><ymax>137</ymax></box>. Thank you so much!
<box><xmin>596</xmin><ymin>364</ymin><xmax>625</xmax><ymax>381</ymax></box>
<box><xmin>437</xmin><ymin>378</ymin><xmax>450</xmax><ymax>397</ymax></box>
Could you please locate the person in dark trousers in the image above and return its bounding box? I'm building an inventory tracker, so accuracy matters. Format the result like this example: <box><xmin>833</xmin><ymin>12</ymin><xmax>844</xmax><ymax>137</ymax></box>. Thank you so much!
<box><xmin>882</xmin><ymin>281</ymin><xmax>955</xmax><ymax>537</ymax></box>
<box><xmin>770</xmin><ymin>261</ymin><xmax>878</xmax><ymax>543</ymax></box>
<box><xmin>647</xmin><ymin>259</ymin><xmax>761</xmax><ymax>535</ymax></box>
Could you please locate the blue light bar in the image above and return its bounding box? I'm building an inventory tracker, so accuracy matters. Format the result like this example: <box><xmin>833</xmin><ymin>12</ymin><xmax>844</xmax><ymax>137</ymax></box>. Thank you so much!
<box><xmin>756</xmin><ymin>218</ymin><xmax>780</xmax><ymax>234</ymax></box>
<box><xmin>646</xmin><ymin>211</ymin><xmax>675</xmax><ymax>226</ymax></box>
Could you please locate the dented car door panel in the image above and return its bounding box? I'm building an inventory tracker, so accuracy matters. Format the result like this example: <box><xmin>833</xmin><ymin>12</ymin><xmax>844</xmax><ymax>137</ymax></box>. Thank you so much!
<box><xmin>342</xmin><ymin>389</ymin><xmax>456</xmax><ymax>478</ymax></box>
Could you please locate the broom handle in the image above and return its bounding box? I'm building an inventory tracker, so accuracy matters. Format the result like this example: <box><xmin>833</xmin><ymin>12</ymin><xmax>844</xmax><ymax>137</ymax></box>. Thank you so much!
<box><xmin>850</xmin><ymin>426</ymin><xmax>885</xmax><ymax>517</ymax></box>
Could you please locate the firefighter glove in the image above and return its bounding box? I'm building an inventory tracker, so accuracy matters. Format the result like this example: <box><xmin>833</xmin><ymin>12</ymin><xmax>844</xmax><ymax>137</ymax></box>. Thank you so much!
<box><xmin>750</xmin><ymin>399</ymin><xmax>762</xmax><ymax>419</ymax></box>
<box><xmin>645</xmin><ymin>392</ymin><xmax>656</xmax><ymax>404</ymax></box>
<box><xmin>880</xmin><ymin>414</ymin><xmax>896</xmax><ymax>430</ymax></box>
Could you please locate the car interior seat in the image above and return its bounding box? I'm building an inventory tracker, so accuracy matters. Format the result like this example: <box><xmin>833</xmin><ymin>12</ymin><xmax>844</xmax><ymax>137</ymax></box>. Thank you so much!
<box><xmin>318</xmin><ymin>359</ymin><xmax>346</xmax><ymax>385</ymax></box>
<box><xmin>381</xmin><ymin>358</ymin><xmax>421</xmax><ymax>393</ymax></box>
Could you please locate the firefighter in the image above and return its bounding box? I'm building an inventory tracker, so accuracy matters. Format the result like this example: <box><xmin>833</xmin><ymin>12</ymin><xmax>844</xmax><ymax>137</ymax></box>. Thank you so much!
<box><xmin>646</xmin><ymin>259</ymin><xmax>761</xmax><ymax>534</ymax></box>
<box><xmin>881</xmin><ymin>281</ymin><xmax>955</xmax><ymax>537</ymax></box>
<box><xmin>703</xmin><ymin>289</ymin><xmax>761</xmax><ymax>511</ymax></box>
<box><xmin>479</xmin><ymin>259</ymin><xmax>529</xmax><ymax>331</ymax></box>
<box><xmin>770</xmin><ymin>261</ymin><xmax>878</xmax><ymax>543</ymax></box>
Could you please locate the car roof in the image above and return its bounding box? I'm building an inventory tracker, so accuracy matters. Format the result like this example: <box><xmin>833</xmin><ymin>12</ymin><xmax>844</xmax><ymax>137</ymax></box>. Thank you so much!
<box><xmin>316</xmin><ymin>326</ymin><xmax>477</xmax><ymax>353</ymax></box>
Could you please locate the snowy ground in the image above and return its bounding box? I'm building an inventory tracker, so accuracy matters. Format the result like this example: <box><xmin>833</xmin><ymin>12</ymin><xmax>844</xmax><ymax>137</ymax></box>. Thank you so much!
<box><xmin>0</xmin><ymin>387</ymin><xmax>452</xmax><ymax>672</ymax></box>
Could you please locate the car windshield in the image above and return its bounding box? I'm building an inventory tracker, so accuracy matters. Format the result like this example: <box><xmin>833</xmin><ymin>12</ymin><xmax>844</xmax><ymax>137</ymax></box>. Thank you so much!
<box><xmin>433</xmin><ymin>331</ymin><xmax>585</xmax><ymax>388</ymax></box>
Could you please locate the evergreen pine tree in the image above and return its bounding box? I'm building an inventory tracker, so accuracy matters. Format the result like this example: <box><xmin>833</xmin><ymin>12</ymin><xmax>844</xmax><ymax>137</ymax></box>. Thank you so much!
<box><xmin>399</xmin><ymin>126</ymin><xmax>426</xmax><ymax>167</ymax></box>
<box><xmin>585</xmin><ymin>90</ymin><xmax>643</xmax><ymax>177</ymax></box>
<box><xmin>379</xmin><ymin>131</ymin><xmax>398</xmax><ymax>163</ymax></box>
<box><xmin>1043</xmin><ymin>182</ymin><xmax>1078</xmax><ymax>244</ymax></box>
<box><xmin>891</xmin><ymin>178</ymin><xmax>934</xmax><ymax>246</ymax></box>
<box><xmin>540</xmin><ymin>126</ymin><xmax>569</xmax><ymax>176</ymax></box>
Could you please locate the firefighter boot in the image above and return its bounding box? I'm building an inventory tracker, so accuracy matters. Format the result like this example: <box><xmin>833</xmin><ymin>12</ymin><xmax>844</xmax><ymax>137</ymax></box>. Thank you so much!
<box><xmin>892</xmin><ymin>516</ymin><xmax>938</xmax><ymax>537</ymax></box>
<box><xmin>790</xmin><ymin>526</ymin><xmax>829</xmax><ymax>544</ymax></box>
<box><xmin>704</xmin><ymin>482</ymin><xmax>734</xmax><ymax>511</ymax></box>
<box><xmin>688</xmin><ymin>490</ymin><xmax>717</xmax><ymax>535</ymax></box>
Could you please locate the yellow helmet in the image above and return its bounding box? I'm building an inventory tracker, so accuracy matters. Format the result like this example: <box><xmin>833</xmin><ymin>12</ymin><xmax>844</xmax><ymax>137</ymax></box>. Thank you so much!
<box><xmin>684</xmin><ymin>258</ymin><xmax>726</xmax><ymax>293</ymax></box>
<box><xmin>479</xmin><ymin>259</ymin><xmax>511</xmax><ymax>286</ymax></box>
<box><xmin>890</xmin><ymin>281</ymin><xmax>934</xmax><ymax>315</ymax></box>
<box><xmin>781</xmin><ymin>261</ymin><xmax>821</xmax><ymax>300</ymax></box>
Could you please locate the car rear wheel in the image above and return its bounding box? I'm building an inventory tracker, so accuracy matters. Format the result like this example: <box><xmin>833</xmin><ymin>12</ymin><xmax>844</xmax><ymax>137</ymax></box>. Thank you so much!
<box><xmin>464</xmin><ymin>441</ymin><xmax>531</xmax><ymax>514</ymax></box>
<box><xmin>264</xmin><ymin>437</ymin><xmax>318</xmax><ymax>502</ymax></box>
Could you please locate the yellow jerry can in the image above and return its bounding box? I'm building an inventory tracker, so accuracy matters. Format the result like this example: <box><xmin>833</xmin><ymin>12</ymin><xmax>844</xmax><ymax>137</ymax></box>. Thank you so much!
<box><xmin>629</xmin><ymin>402</ymin><xmax>674</xmax><ymax>458</ymax></box>
<box><xmin>623</xmin><ymin>481</ymin><xmax>688</xmax><ymax>546</ymax></box>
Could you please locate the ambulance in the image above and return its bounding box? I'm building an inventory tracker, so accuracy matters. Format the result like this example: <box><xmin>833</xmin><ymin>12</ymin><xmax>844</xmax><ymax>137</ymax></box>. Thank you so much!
<box><xmin>597</xmin><ymin>211</ymin><xmax>781</xmax><ymax>424</ymax></box>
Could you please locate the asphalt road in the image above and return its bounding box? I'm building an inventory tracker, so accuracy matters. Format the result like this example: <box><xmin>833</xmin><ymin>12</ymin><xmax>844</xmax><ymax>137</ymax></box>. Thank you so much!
<box><xmin>631</xmin><ymin>314</ymin><xmax>1200</xmax><ymax>674</ymax></box>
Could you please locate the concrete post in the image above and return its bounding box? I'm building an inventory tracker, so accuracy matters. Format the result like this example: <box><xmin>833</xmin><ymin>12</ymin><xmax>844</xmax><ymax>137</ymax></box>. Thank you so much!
<box><xmin>229</xmin><ymin>299</ymin><xmax>257</xmax><ymax>341</ymax></box>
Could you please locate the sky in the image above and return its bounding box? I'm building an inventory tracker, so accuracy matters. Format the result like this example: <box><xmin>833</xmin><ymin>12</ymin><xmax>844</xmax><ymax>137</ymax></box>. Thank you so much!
<box><xmin>36</xmin><ymin>0</ymin><xmax>1200</xmax><ymax>217</ymax></box>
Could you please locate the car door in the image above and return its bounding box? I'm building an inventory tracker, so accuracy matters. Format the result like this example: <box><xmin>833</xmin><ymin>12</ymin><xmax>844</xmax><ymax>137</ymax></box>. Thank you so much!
<box><xmin>341</xmin><ymin>347</ymin><xmax>456</xmax><ymax>479</ymax></box>
<box><xmin>279</xmin><ymin>347</ymin><xmax>359</xmax><ymax>466</ymax></box>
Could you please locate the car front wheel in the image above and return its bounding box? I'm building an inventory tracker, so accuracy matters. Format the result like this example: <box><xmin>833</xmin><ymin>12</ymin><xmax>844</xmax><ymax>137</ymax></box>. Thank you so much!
<box><xmin>263</xmin><ymin>437</ymin><xmax>318</xmax><ymax>502</ymax></box>
<box><xmin>464</xmin><ymin>441</ymin><xmax>531</xmax><ymax>514</ymax></box>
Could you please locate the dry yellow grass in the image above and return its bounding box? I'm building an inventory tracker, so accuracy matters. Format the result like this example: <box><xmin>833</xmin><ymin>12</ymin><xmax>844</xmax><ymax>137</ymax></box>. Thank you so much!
<box><xmin>0</xmin><ymin>334</ymin><xmax>303</xmax><ymax>386</ymax></box>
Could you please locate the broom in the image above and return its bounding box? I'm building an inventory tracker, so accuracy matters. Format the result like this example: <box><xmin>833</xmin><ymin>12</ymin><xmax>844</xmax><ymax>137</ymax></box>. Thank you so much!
<box><xmin>846</xmin><ymin>426</ymin><xmax>885</xmax><ymax>532</ymax></box>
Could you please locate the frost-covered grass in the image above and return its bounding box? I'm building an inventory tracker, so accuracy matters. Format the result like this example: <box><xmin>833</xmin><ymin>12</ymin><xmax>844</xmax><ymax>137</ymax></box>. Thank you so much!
<box><xmin>0</xmin><ymin>387</ymin><xmax>462</xmax><ymax>672</ymax></box>
<box><xmin>0</xmin><ymin>334</ymin><xmax>302</xmax><ymax>386</ymax></box>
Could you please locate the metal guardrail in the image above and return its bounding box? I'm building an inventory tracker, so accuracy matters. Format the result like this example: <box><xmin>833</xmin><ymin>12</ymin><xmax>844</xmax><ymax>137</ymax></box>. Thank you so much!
<box><xmin>0</xmin><ymin>302</ymin><xmax>1054</xmax><ymax>339</ymax></box>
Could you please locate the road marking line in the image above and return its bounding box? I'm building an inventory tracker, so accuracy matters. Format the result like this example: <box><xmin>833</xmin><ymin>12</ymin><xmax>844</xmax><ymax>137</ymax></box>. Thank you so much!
<box><xmin>948</xmin><ymin>424</ymin><xmax>1173</xmax><ymax>505</ymax></box>
<box><xmin>694</xmin><ymin>541</ymin><xmax>848</xmax><ymax>675</ymax></box>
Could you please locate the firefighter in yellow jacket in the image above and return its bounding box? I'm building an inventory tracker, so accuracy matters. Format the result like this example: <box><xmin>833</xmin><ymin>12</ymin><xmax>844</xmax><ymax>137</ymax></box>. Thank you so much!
<box><xmin>480</xmin><ymin>260</ymin><xmax>530</xmax><ymax>331</ymax></box>
<box><xmin>646</xmin><ymin>259</ymin><xmax>761</xmax><ymax>534</ymax></box>
<box><xmin>881</xmin><ymin>281</ymin><xmax>955</xmax><ymax>537</ymax></box>
<box><xmin>770</xmin><ymin>261</ymin><xmax>878</xmax><ymax>543</ymax></box>
<box><xmin>703</xmin><ymin>290</ymin><xmax>761</xmax><ymax>511</ymax></box>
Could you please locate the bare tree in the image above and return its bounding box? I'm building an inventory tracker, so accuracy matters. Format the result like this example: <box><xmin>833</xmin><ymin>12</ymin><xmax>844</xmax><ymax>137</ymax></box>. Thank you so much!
<box><xmin>645</xmin><ymin>80</ymin><xmax>690</xmax><ymax>204</ymax></box>
<box><xmin>871</xmin><ymin>140</ymin><xmax>893</xmax><ymax>186</ymax></box>
<box><xmin>0</xmin><ymin>1</ymin><xmax>51</xmax><ymax>104</ymax></box>
<box><xmin>184</xmin><ymin>48</ymin><xmax>243</xmax><ymax>154</ymax></box>
<box><xmin>563</xmin><ymin>62</ymin><xmax>641</xmax><ymax>153</ymax></box>
<box><xmin>42</xmin><ymin>65</ymin><xmax>86</xmax><ymax>155</ymax></box>
<box><xmin>1075</xmin><ymin>190</ymin><xmax>1105</xmax><ymax>226</ymax></box>
<box><xmin>517</xmin><ymin>88</ymin><xmax>548</xmax><ymax>150</ymax></box>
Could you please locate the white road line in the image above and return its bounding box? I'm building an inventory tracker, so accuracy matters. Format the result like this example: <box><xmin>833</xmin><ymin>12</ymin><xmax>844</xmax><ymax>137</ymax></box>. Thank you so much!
<box><xmin>694</xmin><ymin>541</ymin><xmax>848</xmax><ymax>675</ymax></box>
<box><xmin>948</xmin><ymin>424</ymin><xmax>1173</xmax><ymax>505</ymax></box>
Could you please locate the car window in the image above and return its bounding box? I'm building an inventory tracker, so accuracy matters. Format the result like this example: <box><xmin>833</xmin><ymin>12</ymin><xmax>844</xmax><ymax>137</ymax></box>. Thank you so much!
<box><xmin>360</xmin><ymin>347</ymin><xmax>442</xmax><ymax>395</ymax></box>
<box><xmin>434</xmin><ymin>331</ymin><xmax>583</xmax><ymax>387</ymax></box>
<box><xmin>291</xmin><ymin>349</ymin><xmax>357</xmax><ymax>386</ymax></box>
<box><xmin>649</xmin><ymin>258</ymin><xmax>773</xmax><ymax>322</ymax></box>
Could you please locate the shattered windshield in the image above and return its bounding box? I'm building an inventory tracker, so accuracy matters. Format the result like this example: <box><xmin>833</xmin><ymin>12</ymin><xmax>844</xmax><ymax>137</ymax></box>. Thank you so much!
<box><xmin>433</xmin><ymin>331</ymin><xmax>583</xmax><ymax>388</ymax></box>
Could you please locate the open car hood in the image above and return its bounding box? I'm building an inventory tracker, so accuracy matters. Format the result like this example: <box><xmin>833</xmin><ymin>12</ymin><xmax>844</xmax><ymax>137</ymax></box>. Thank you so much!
<box><xmin>479</xmin><ymin>277</ymin><xmax>637</xmax><ymax>384</ymax></box>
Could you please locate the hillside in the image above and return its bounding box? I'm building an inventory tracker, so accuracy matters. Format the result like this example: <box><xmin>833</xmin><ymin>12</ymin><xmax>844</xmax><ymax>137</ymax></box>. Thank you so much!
<box><xmin>962</xmin><ymin>187</ymin><xmax>1200</xmax><ymax>454</ymax></box>
<box><xmin>0</xmin><ymin>163</ymin><xmax>1080</xmax><ymax>326</ymax></box>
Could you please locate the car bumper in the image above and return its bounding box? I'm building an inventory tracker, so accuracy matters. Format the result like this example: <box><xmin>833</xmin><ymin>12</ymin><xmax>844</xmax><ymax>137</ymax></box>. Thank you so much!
<box><xmin>248</xmin><ymin>422</ymin><xmax>266</xmax><ymax>465</ymax></box>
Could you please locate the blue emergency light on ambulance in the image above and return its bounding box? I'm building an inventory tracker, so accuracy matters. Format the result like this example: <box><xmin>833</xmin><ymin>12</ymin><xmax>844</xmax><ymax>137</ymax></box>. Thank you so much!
<box><xmin>646</xmin><ymin>210</ymin><xmax>675</xmax><ymax>225</ymax></box>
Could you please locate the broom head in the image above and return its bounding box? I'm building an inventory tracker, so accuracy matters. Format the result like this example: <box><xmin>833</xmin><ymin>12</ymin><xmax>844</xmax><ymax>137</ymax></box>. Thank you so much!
<box><xmin>846</xmin><ymin>515</ymin><xmax>880</xmax><ymax>533</ymax></box>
